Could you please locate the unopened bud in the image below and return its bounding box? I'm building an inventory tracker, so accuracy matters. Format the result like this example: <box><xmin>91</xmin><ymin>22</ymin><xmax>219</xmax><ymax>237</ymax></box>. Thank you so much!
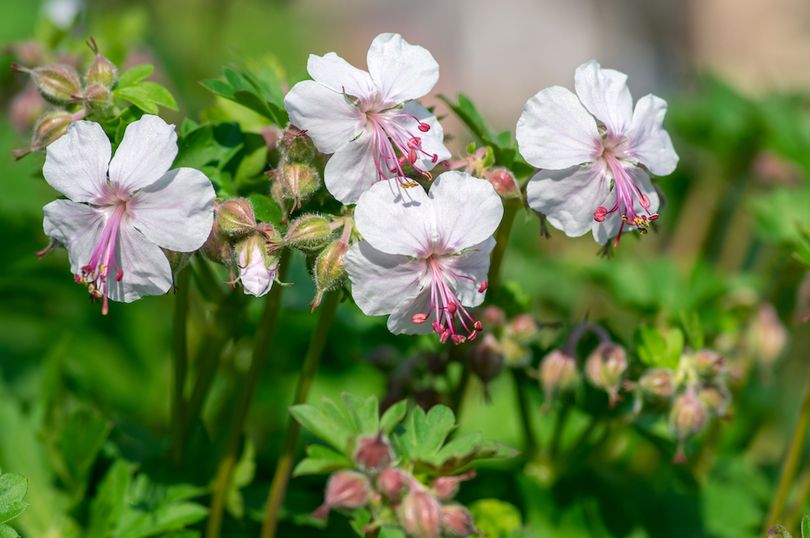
<box><xmin>749</xmin><ymin>303</ymin><xmax>788</xmax><ymax>367</ymax></box>
<box><xmin>85</xmin><ymin>38</ymin><xmax>118</xmax><ymax>88</ymax></box>
<box><xmin>539</xmin><ymin>350</ymin><xmax>578</xmax><ymax>400</ymax></box>
<box><xmin>500</xmin><ymin>335</ymin><xmax>531</xmax><ymax>366</ymax></box>
<box><xmin>767</xmin><ymin>525</ymin><xmax>794</xmax><ymax>538</ymax></box>
<box><xmin>216</xmin><ymin>198</ymin><xmax>256</xmax><ymax>240</ymax></box>
<box><xmin>484</xmin><ymin>167</ymin><xmax>520</xmax><ymax>199</ymax></box>
<box><xmin>82</xmin><ymin>82</ymin><xmax>112</xmax><ymax>107</ymax></box>
<box><xmin>441</xmin><ymin>504</ymin><xmax>477</xmax><ymax>537</ymax></box>
<box><xmin>507</xmin><ymin>314</ymin><xmax>539</xmax><ymax>343</ymax></box>
<box><xmin>280</xmin><ymin>126</ymin><xmax>317</xmax><ymax>162</ymax></box>
<box><xmin>9</xmin><ymin>84</ymin><xmax>45</xmax><ymax>133</ymax></box>
<box><xmin>19</xmin><ymin>110</ymin><xmax>74</xmax><ymax>158</ymax></box>
<box><xmin>585</xmin><ymin>343</ymin><xmax>628</xmax><ymax>405</ymax></box>
<box><xmin>284</xmin><ymin>214</ymin><xmax>333</xmax><ymax>252</ymax></box>
<box><xmin>353</xmin><ymin>433</ymin><xmax>394</xmax><ymax>472</ymax></box>
<box><xmin>638</xmin><ymin>368</ymin><xmax>675</xmax><ymax>401</ymax></box>
<box><xmin>693</xmin><ymin>350</ymin><xmax>724</xmax><ymax>379</ymax></box>
<box><xmin>698</xmin><ymin>383</ymin><xmax>731</xmax><ymax>418</ymax></box>
<box><xmin>272</xmin><ymin>162</ymin><xmax>321</xmax><ymax>209</ymax></box>
<box><xmin>201</xmin><ymin>224</ymin><xmax>229</xmax><ymax>265</ymax></box>
<box><xmin>235</xmin><ymin>234</ymin><xmax>278</xmax><ymax>297</ymax></box>
<box><xmin>311</xmin><ymin>238</ymin><xmax>347</xmax><ymax>310</ymax></box>
<box><xmin>398</xmin><ymin>490</ymin><xmax>442</xmax><ymax>538</ymax></box>
<box><xmin>15</xmin><ymin>63</ymin><xmax>81</xmax><ymax>105</ymax></box>
<box><xmin>481</xmin><ymin>305</ymin><xmax>506</xmax><ymax>327</ymax></box>
<box><xmin>377</xmin><ymin>468</ymin><xmax>407</xmax><ymax>501</ymax></box>
<box><xmin>670</xmin><ymin>387</ymin><xmax>707</xmax><ymax>462</ymax></box>
<box><xmin>469</xmin><ymin>334</ymin><xmax>504</xmax><ymax>386</ymax></box>
<box><xmin>432</xmin><ymin>471</ymin><xmax>475</xmax><ymax>501</ymax></box>
<box><xmin>313</xmin><ymin>471</ymin><xmax>371</xmax><ymax>518</ymax></box>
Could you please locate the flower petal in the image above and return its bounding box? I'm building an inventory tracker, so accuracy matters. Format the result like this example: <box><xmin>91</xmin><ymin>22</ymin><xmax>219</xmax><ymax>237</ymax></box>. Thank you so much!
<box><xmin>516</xmin><ymin>86</ymin><xmax>601</xmax><ymax>170</ymax></box>
<box><xmin>387</xmin><ymin>288</ymin><xmax>433</xmax><ymax>335</ymax></box>
<box><xmin>395</xmin><ymin>102</ymin><xmax>451</xmax><ymax>172</ymax></box>
<box><xmin>526</xmin><ymin>163</ymin><xmax>611</xmax><ymax>238</ymax></box>
<box><xmin>43</xmin><ymin>121</ymin><xmax>111</xmax><ymax>202</ymax></box>
<box><xmin>106</xmin><ymin>223</ymin><xmax>173</xmax><ymax>303</ymax></box>
<box><xmin>108</xmin><ymin>114</ymin><xmax>178</xmax><ymax>193</ymax></box>
<box><xmin>238</xmin><ymin>239</ymin><xmax>275</xmax><ymax>297</ymax></box>
<box><xmin>625</xmin><ymin>94</ymin><xmax>679</xmax><ymax>176</ymax></box>
<box><xmin>366</xmin><ymin>33</ymin><xmax>438</xmax><ymax>104</ymax></box>
<box><xmin>344</xmin><ymin>241</ymin><xmax>425</xmax><ymax>316</ymax></box>
<box><xmin>324</xmin><ymin>133</ymin><xmax>381</xmax><ymax>205</ymax></box>
<box><xmin>43</xmin><ymin>199</ymin><xmax>106</xmax><ymax>274</ymax></box>
<box><xmin>353</xmin><ymin>176</ymin><xmax>435</xmax><ymax>256</ymax></box>
<box><xmin>441</xmin><ymin>237</ymin><xmax>495</xmax><ymax>306</ymax></box>
<box><xmin>285</xmin><ymin>80</ymin><xmax>366</xmax><ymax>154</ymax></box>
<box><xmin>307</xmin><ymin>52</ymin><xmax>375</xmax><ymax>97</ymax></box>
<box><xmin>128</xmin><ymin>167</ymin><xmax>215</xmax><ymax>252</ymax></box>
<box><xmin>574</xmin><ymin>60</ymin><xmax>633</xmax><ymax>137</ymax></box>
<box><xmin>428</xmin><ymin>171</ymin><xmax>503</xmax><ymax>252</ymax></box>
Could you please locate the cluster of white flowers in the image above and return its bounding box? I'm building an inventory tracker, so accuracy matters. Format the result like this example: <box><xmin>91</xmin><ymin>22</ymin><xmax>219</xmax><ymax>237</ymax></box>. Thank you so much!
<box><xmin>40</xmin><ymin>33</ymin><xmax>678</xmax><ymax>341</ymax></box>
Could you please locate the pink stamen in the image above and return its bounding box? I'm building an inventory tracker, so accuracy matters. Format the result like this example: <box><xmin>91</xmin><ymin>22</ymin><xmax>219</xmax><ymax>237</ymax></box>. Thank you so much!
<box><xmin>78</xmin><ymin>204</ymin><xmax>126</xmax><ymax>315</ymax></box>
<box><xmin>598</xmin><ymin>153</ymin><xmax>659</xmax><ymax>246</ymax></box>
<box><xmin>364</xmin><ymin>108</ymin><xmax>436</xmax><ymax>186</ymax></box>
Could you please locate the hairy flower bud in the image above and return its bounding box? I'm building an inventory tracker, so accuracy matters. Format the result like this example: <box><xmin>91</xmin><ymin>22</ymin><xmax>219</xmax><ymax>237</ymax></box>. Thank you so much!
<box><xmin>14</xmin><ymin>63</ymin><xmax>82</xmax><ymax>105</ymax></box>
<box><xmin>539</xmin><ymin>349</ymin><xmax>578</xmax><ymax>400</ymax></box>
<box><xmin>432</xmin><ymin>470</ymin><xmax>475</xmax><ymax>501</ymax></box>
<box><xmin>469</xmin><ymin>334</ymin><xmax>504</xmax><ymax>386</ymax></box>
<box><xmin>585</xmin><ymin>343</ymin><xmax>627</xmax><ymax>405</ymax></box>
<box><xmin>15</xmin><ymin>110</ymin><xmax>74</xmax><ymax>159</ymax></box>
<box><xmin>313</xmin><ymin>471</ymin><xmax>371</xmax><ymax>518</ymax></box>
<box><xmin>377</xmin><ymin>467</ymin><xmax>407</xmax><ymax>501</ymax></box>
<box><xmin>484</xmin><ymin>167</ymin><xmax>520</xmax><ymax>199</ymax></box>
<box><xmin>638</xmin><ymin>368</ymin><xmax>675</xmax><ymax>401</ymax></box>
<box><xmin>216</xmin><ymin>198</ymin><xmax>256</xmax><ymax>240</ymax></box>
<box><xmin>201</xmin><ymin>223</ymin><xmax>229</xmax><ymax>264</ymax></box>
<box><xmin>9</xmin><ymin>83</ymin><xmax>45</xmax><ymax>134</ymax></box>
<box><xmin>311</xmin><ymin>238</ymin><xmax>347</xmax><ymax>310</ymax></box>
<box><xmin>280</xmin><ymin>125</ymin><xmax>318</xmax><ymax>162</ymax></box>
<box><xmin>85</xmin><ymin>38</ymin><xmax>118</xmax><ymax>88</ymax></box>
<box><xmin>82</xmin><ymin>82</ymin><xmax>112</xmax><ymax>108</ymax></box>
<box><xmin>441</xmin><ymin>504</ymin><xmax>477</xmax><ymax>537</ymax></box>
<box><xmin>235</xmin><ymin>233</ymin><xmax>279</xmax><ymax>297</ymax></box>
<box><xmin>693</xmin><ymin>350</ymin><xmax>725</xmax><ymax>379</ymax></box>
<box><xmin>353</xmin><ymin>433</ymin><xmax>394</xmax><ymax>472</ymax></box>
<box><xmin>670</xmin><ymin>387</ymin><xmax>708</xmax><ymax>463</ymax></box>
<box><xmin>284</xmin><ymin>214</ymin><xmax>333</xmax><ymax>252</ymax></box>
<box><xmin>507</xmin><ymin>314</ymin><xmax>539</xmax><ymax>343</ymax></box>
<box><xmin>481</xmin><ymin>305</ymin><xmax>506</xmax><ymax>327</ymax></box>
<box><xmin>398</xmin><ymin>490</ymin><xmax>442</xmax><ymax>538</ymax></box>
<box><xmin>271</xmin><ymin>162</ymin><xmax>321</xmax><ymax>210</ymax></box>
<box><xmin>698</xmin><ymin>383</ymin><xmax>731</xmax><ymax>418</ymax></box>
<box><xmin>749</xmin><ymin>303</ymin><xmax>788</xmax><ymax>367</ymax></box>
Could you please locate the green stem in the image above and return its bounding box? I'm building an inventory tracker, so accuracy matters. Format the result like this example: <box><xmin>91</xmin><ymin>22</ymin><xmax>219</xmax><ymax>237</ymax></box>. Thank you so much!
<box><xmin>191</xmin><ymin>255</ymin><xmax>225</xmax><ymax>303</ymax></box>
<box><xmin>549</xmin><ymin>402</ymin><xmax>571</xmax><ymax>459</ymax></box>
<box><xmin>170</xmin><ymin>269</ymin><xmax>190</xmax><ymax>464</ymax></box>
<box><xmin>260</xmin><ymin>291</ymin><xmax>340</xmax><ymax>538</ymax></box>
<box><xmin>206</xmin><ymin>252</ymin><xmax>290</xmax><ymax>538</ymax></box>
<box><xmin>489</xmin><ymin>199</ymin><xmax>520</xmax><ymax>289</ymax></box>
<box><xmin>512</xmin><ymin>369</ymin><xmax>538</xmax><ymax>458</ymax></box>
<box><xmin>765</xmin><ymin>382</ymin><xmax>810</xmax><ymax>531</ymax></box>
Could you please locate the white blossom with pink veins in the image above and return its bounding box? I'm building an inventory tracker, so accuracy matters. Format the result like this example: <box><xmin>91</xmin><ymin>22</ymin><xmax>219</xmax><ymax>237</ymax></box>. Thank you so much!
<box><xmin>517</xmin><ymin>60</ymin><xmax>679</xmax><ymax>246</ymax></box>
<box><xmin>344</xmin><ymin>172</ymin><xmax>503</xmax><ymax>344</ymax></box>
<box><xmin>42</xmin><ymin>115</ymin><xmax>215</xmax><ymax>314</ymax></box>
<box><xmin>284</xmin><ymin>32</ymin><xmax>451</xmax><ymax>204</ymax></box>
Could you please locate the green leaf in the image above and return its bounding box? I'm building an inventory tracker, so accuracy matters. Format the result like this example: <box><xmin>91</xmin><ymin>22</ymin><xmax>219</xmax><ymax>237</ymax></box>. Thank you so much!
<box><xmin>86</xmin><ymin>461</ymin><xmax>133</xmax><ymax>538</ymax></box>
<box><xmin>679</xmin><ymin>311</ymin><xmax>705</xmax><ymax>350</ymax></box>
<box><xmin>116</xmin><ymin>64</ymin><xmax>154</xmax><ymax>88</ymax></box>
<box><xmin>342</xmin><ymin>394</ymin><xmax>379</xmax><ymax>435</ymax></box>
<box><xmin>234</xmin><ymin>145</ymin><xmax>268</xmax><ymax>183</ymax></box>
<box><xmin>248</xmin><ymin>194</ymin><xmax>282</xmax><ymax>225</ymax></box>
<box><xmin>635</xmin><ymin>326</ymin><xmax>683</xmax><ymax>369</ymax></box>
<box><xmin>114</xmin><ymin>82</ymin><xmax>178</xmax><ymax>114</ymax></box>
<box><xmin>802</xmin><ymin>515</ymin><xmax>810</xmax><ymax>538</ymax></box>
<box><xmin>226</xmin><ymin>439</ymin><xmax>256</xmax><ymax>519</ymax></box>
<box><xmin>379</xmin><ymin>400</ymin><xmax>408</xmax><ymax>434</ymax></box>
<box><xmin>0</xmin><ymin>525</ymin><xmax>19</xmax><ymax>538</ymax></box>
<box><xmin>290</xmin><ymin>400</ymin><xmax>355</xmax><ymax>455</ymax></box>
<box><xmin>397</xmin><ymin>405</ymin><xmax>455</xmax><ymax>461</ymax></box>
<box><xmin>0</xmin><ymin>474</ymin><xmax>27</xmax><ymax>526</ymax></box>
<box><xmin>469</xmin><ymin>499</ymin><xmax>522</xmax><ymax>538</ymax></box>
<box><xmin>293</xmin><ymin>445</ymin><xmax>353</xmax><ymax>476</ymax></box>
<box><xmin>48</xmin><ymin>406</ymin><xmax>111</xmax><ymax>500</ymax></box>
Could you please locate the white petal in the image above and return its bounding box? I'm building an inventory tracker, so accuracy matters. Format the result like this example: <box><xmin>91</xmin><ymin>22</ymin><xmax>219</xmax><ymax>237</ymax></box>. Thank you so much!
<box><xmin>43</xmin><ymin>199</ymin><xmax>106</xmax><ymax>274</ymax></box>
<box><xmin>516</xmin><ymin>86</ymin><xmax>601</xmax><ymax>170</ymax></box>
<box><xmin>106</xmin><ymin>223</ymin><xmax>173</xmax><ymax>303</ymax></box>
<box><xmin>428</xmin><ymin>171</ymin><xmax>503</xmax><ymax>252</ymax></box>
<box><xmin>344</xmin><ymin>241</ymin><xmax>425</xmax><ymax>315</ymax></box>
<box><xmin>574</xmin><ymin>60</ymin><xmax>633</xmax><ymax>137</ymax></box>
<box><xmin>440</xmin><ymin>237</ymin><xmax>495</xmax><ymax>306</ymax></box>
<box><xmin>307</xmin><ymin>52</ymin><xmax>375</xmax><ymax>97</ymax></box>
<box><xmin>394</xmin><ymin>102</ymin><xmax>451</xmax><ymax>172</ymax></box>
<box><xmin>43</xmin><ymin>121</ymin><xmax>111</xmax><ymax>202</ymax></box>
<box><xmin>285</xmin><ymin>80</ymin><xmax>366</xmax><ymax>154</ymax></box>
<box><xmin>108</xmin><ymin>115</ymin><xmax>178</xmax><ymax>193</ymax></box>
<box><xmin>324</xmin><ymin>133</ymin><xmax>381</xmax><ymax>205</ymax></box>
<box><xmin>128</xmin><ymin>168</ymin><xmax>215</xmax><ymax>252</ymax></box>
<box><xmin>238</xmin><ymin>240</ymin><xmax>275</xmax><ymax>297</ymax></box>
<box><xmin>592</xmin><ymin>207</ymin><xmax>622</xmax><ymax>246</ymax></box>
<box><xmin>353</xmin><ymin>178</ymin><xmax>435</xmax><ymax>257</ymax></box>
<box><xmin>366</xmin><ymin>33</ymin><xmax>438</xmax><ymax>104</ymax></box>
<box><xmin>625</xmin><ymin>94</ymin><xmax>679</xmax><ymax>176</ymax></box>
<box><xmin>387</xmin><ymin>288</ymin><xmax>433</xmax><ymax>335</ymax></box>
<box><xmin>526</xmin><ymin>163</ymin><xmax>611</xmax><ymax>238</ymax></box>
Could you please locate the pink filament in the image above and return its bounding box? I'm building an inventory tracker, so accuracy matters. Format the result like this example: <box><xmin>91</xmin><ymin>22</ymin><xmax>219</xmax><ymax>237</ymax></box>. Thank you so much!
<box><xmin>79</xmin><ymin>204</ymin><xmax>126</xmax><ymax>315</ymax></box>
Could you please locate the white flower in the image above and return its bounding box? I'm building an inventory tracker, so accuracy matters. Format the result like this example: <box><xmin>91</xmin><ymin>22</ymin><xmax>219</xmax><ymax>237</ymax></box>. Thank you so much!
<box><xmin>42</xmin><ymin>115</ymin><xmax>215</xmax><ymax>314</ymax></box>
<box><xmin>344</xmin><ymin>171</ymin><xmax>503</xmax><ymax>343</ymax></box>
<box><xmin>516</xmin><ymin>60</ymin><xmax>679</xmax><ymax>245</ymax></box>
<box><xmin>284</xmin><ymin>33</ymin><xmax>451</xmax><ymax>204</ymax></box>
<box><xmin>236</xmin><ymin>234</ymin><xmax>277</xmax><ymax>297</ymax></box>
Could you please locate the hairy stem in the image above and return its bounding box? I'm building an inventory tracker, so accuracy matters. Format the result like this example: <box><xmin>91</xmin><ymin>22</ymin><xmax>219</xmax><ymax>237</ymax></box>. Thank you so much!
<box><xmin>260</xmin><ymin>290</ymin><xmax>340</xmax><ymax>538</ymax></box>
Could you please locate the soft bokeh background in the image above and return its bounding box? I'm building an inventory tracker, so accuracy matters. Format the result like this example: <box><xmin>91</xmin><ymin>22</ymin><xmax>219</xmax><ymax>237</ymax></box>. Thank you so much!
<box><xmin>1</xmin><ymin>0</ymin><xmax>810</xmax><ymax>537</ymax></box>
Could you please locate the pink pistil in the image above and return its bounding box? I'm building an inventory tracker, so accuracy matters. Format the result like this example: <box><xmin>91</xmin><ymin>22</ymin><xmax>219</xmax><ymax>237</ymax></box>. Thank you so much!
<box><xmin>365</xmin><ymin>109</ymin><xmax>438</xmax><ymax>187</ymax></box>
<box><xmin>78</xmin><ymin>203</ymin><xmax>126</xmax><ymax>315</ymax></box>
<box><xmin>598</xmin><ymin>152</ymin><xmax>659</xmax><ymax>247</ymax></box>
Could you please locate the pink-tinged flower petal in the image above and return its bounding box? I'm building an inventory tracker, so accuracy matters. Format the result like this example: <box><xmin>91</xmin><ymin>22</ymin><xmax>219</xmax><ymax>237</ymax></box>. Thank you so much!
<box><xmin>516</xmin><ymin>86</ymin><xmax>601</xmax><ymax>170</ymax></box>
<box><xmin>574</xmin><ymin>60</ymin><xmax>633</xmax><ymax>137</ymax></box>
<box><xmin>43</xmin><ymin>121</ymin><xmax>111</xmax><ymax>203</ymax></box>
<box><xmin>307</xmin><ymin>52</ymin><xmax>375</xmax><ymax>97</ymax></box>
<box><xmin>526</xmin><ymin>163</ymin><xmax>611</xmax><ymax>238</ymax></box>
<box><xmin>428</xmin><ymin>171</ymin><xmax>503</xmax><ymax>252</ymax></box>
<box><xmin>105</xmin><ymin>222</ymin><xmax>173</xmax><ymax>302</ymax></box>
<box><xmin>43</xmin><ymin>199</ymin><xmax>106</xmax><ymax>274</ymax></box>
<box><xmin>238</xmin><ymin>240</ymin><xmax>275</xmax><ymax>297</ymax></box>
<box><xmin>625</xmin><ymin>94</ymin><xmax>679</xmax><ymax>176</ymax></box>
<box><xmin>440</xmin><ymin>237</ymin><xmax>495</xmax><ymax>306</ymax></box>
<box><xmin>353</xmin><ymin>177</ymin><xmax>435</xmax><ymax>256</ymax></box>
<box><xmin>366</xmin><ymin>33</ymin><xmax>438</xmax><ymax>104</ymax></box>
<box><xmin>394</xmin><ymin>102</ymin><xmax>451</xmax><ymax>172</ymax></box>
<box><xmin>344</xmin><ymin>241</ymin><xmax>425</xmax><ymax>316</ymax></box>
<box><xmin>324</xmin><ymin>134</ymin><xmax>383</xmax><ymax>205</ymax></box>
<box><xmin>591</xmin><ymin>167</ymin><xmax>659</xmax><ymax>245</ymax></box>
<box><xmin>387</xmin><ymin>287</ymin><xmax>433</xmax><ymax>335</ymax></box>
<box><xmin>128</xmin><ymin>167</ymin><xmax>215</xmax><ymax>252</ymax></box>
<box><xmin>108</xmin><ymin>115</ymin><xmax>178</xmax><ymax>193</ymax></box>
<box><xmin>285</xmin><ymin>80</ymin><xmax>366</xmax><ymax>154</ymax></box>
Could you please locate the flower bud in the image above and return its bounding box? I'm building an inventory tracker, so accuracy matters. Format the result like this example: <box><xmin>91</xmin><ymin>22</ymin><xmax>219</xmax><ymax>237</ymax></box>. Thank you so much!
<box><xmin>481</xmin><ymin>305</ymin><xmax>506</xmax><ymax>327</ymax></box>
<box><xmin>432</xmin><ymin>471</ymin><xmax>475</xmax><ymax>501</ymax></box>
<box><xmin>469</xmin><ymin>334</ymin><xmax>504</xmax><ymax>386</ymax></box>
<box><xmin>501</xmin><ymin>335</ymin><xmax>531</xmax><ymax>366</ymax></box>
<box><xmin>280</xmin><ymin>126</ymin><xmax>318</xmax><ymax>162</ymax></box>
<box><xmin>311</xmin><ymin>238</ymin><xmax>347</xmax><ymax>310</ymax></box>
<box><xmin>9</xmin><ymin>84</ymin><xmax>45</xmax><ymax>134</ymax></box>
<box><xmin>507</xmin><ymin>314</ymin><xmax>539</xmax><ymax>343</ymax></box>
<box><xmin>484</xmin><ymin>167</ymin><xmax>520</xmax><ymax>199</ymax></box>
<box><xmin>271</xmin><ymin>162</ymin><xmax>321</xmax><ymax>209</ymax></box>
<box><xmin>749</xmin><ymin>303</ymin><xmax>788</xmax><ymax>367</ymax></box>
<box><xmin>398</xmin><ymin>490</ymin><xmax>442</xmax><ymax>538</ymax></box>
<box><xmin>377</xmin><ymin>467</ymin><xmax>407</xmax><ymax>501</ymax></box>
<box><xmin>216</xmin><ymin>198</ymin><xmax>256</xmax><ymax>241</ymax></box>
<box><xmin>693</xmin><ymin>350</ymin><xmax>724</xmax><ymax>379</ymax></box>
<box><xmin>670</xmin><ymin>387</ymin><xmax>708</xmax><ymax>463</ymax></box>
<box><xmin>16</xmin><ymin>110</ymin><xmax>74</xmax><ymax>158</ymax></box>
<box><xmin>539</xmin><ymin>350</ymin><xmax>578</xmax><ymax>399</ymax></box>
<box><xmin>201</xmin><ymin>224</ymin><xmax>229</xmax><ymax>264</ymax></box>
<box><xmin>585</xmin><ymin>343</ymin><xmax>628</xmax><ymax>405</ymax></box>
<box><xmin>82</xmin><ymin>82</ymin><xmax>112</xmax><ymax>108</ymax></box>
<box><xmin>313</xmin><ymin>471</ymin><xmax>371</xmax><ymax>518</ymax></box>
<box><xmin>14</xmin><ymin>63</ymin><xmax>81</xmax><ymax>105</ymax></box>
<box><xmin>284</xmin><ymin>214</ymin><xmax>333</xmax><ymax>252</ymax></box>
<box><xmin>85</xmin><ymin>38</ymin><xmax>118</xmax><ymax>88</ymax></box>
<box><xmin>441</xmin><ymin>504</ymin><xmax>477</xmax><ymax>537</ymax></box>
<box><xmin>235</xmin><ymin>234</ymin><xmax>278</xmax><ymax>297</ymax></box>
<box><xmin>354</xmin><ymin>433</ymin><xmax>394</xmax><ymax>472</ymax></box>
<box><xmin>698</xmin><ymin>383</ymin><xmax>731</xmax><ymax>418</ymax></box>
<box><xmin>638</xmin><ymin>368</ymin><xmax>675</xmax><ymax>401</ymax></box>
<box><xmin>767</xmin><ymin>524</ymin><xmax>793</xmax><ymax>538</ymax></box>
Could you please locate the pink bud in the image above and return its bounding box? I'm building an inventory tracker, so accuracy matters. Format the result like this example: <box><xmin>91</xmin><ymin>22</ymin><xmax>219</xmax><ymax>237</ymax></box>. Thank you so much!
<box><xmin>693</xmin><ymin>350</ymin><xmax>725</xmax><ymax>379</ymax></box>
<box><xmin>484</xmin><ymin>167</ymin><xmax>520</xmax><ymax>199</ymax></box>
<box><xmin>216</xmin><ymin>198</ymin><xmax>257</xmax><ymax>240</ymax></box>
<box><xmin>377</xmin><ymin>468</ymin><xmax>406</xmax><ymax>500</ymax></box>
<box><xmin>432</xmin><ymin>470</ymin><xmax>475</xmax><ymax>501</ymax></box>
<box><xmin>481</xmin><ymin>306</ymin><xmax>506</xmax><ymax>327</ymax></box>
<box><xmin>353</xmin><ymin>433</ymin><xmax>394</xmax><ymax>472</ymax></box>
<box><xmin>313</xmin><ymin>471</ymin><xmax>371</xmax><ymax>518</ymax></box>
<box><xmin>441</xmin><ymin>504</ymin><xmax>477</xmax><ymax>537</ymax></box>
<box><xmin>398</xmin><ymin>490</ymin><xmax>442</xmax><ymax>538</ymax></box>
<box><xmin>585</xmin><ymin>343</ymin><xmax>628</xmax><ymax>405</ymax></box>
<box><xmin>539</xmin><ymin>350</ymin><xmax>578</xmax><ymax>399</ymax></box>
<box><xmin>638</xmin><ymin>368</ymin><xmax>675</xmax><ymax>401</ymax></box>
<box><xmin>669</xmin><ymin>387</ymin><xmax>708</xmax><ymax>462</ymax></box>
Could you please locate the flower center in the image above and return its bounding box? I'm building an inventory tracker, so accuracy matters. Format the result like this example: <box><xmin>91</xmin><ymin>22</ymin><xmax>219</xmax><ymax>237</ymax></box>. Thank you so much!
<box><xmin>411</xmin><ymin>257</ymin><xmax>486</xmax><ymax>345</ymax></box>
<box><xmin>365</xmin><ymin>106</ymin><xmax>437</xmax><ymax>187</ymax></box>
<box><xmin>77</xmin><ymin>202</ymin><xmax>127</xmax><ymax>315</ymax></box>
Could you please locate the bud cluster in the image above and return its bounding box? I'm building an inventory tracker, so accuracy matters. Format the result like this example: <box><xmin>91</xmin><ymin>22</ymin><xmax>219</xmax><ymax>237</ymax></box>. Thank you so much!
<box><xmin>269</xmin><ymin>126</ymin><xmax>322</xmax><ymax>212</ymax></box>
<box><xmin>447</xmin><ymin>144</ymin><xmax>520</xmax><ymax>200</ymax></box>
<box><xmin>314</xmin><ymin>433</ymin><xmax>479</xmax><ymax>537</ymax></box>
